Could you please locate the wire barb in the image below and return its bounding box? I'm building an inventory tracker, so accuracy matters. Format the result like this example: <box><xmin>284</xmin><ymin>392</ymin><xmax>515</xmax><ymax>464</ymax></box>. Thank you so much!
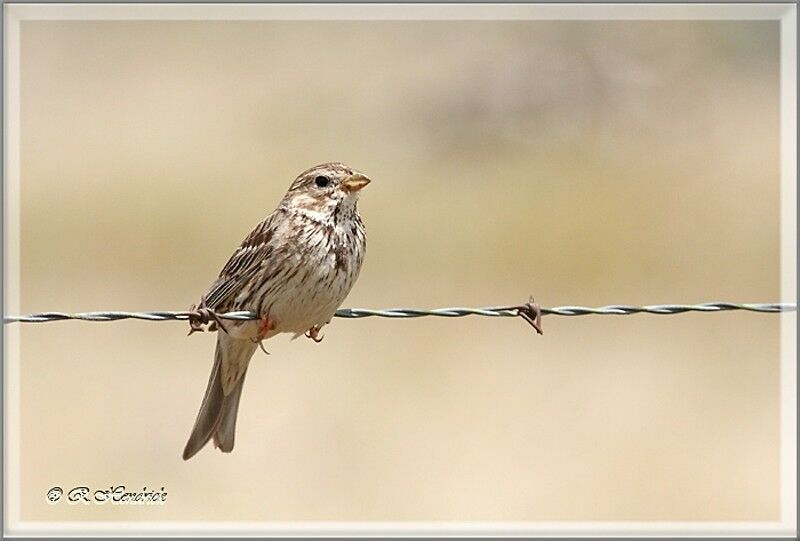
<box><xmin>505</xmin><ymin>296</ymin><xmax>543</xmax><ymax>335</ymax></box>
<box><xmin>3</xmin><ymin>301</ymin><xmax>795</xmax><ymax>332</ymax></box>
<box><xmin>186</xmin><ymin>297</ymin><xmax>230</xmax><ymax>336</ymax></box>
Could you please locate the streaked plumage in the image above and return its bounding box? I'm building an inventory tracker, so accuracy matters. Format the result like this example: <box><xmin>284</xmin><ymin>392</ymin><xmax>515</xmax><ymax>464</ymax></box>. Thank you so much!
<box><xmin>183</xmin><ymin>162</ymin><xmax>369</xmax><ymax>460</ymax></box>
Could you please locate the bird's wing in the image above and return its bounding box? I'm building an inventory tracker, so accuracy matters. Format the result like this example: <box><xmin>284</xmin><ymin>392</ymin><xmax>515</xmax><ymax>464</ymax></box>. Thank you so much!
<box><xmin>202</xmin><ymin>212</ymin><xmax>279</xmax><ymax>312</ymax></box>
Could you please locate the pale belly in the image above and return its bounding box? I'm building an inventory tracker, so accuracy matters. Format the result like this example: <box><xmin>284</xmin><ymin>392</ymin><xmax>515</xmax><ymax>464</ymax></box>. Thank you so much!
<box><xmin>225</xmin><ymin>246</ymin><xmax>359</xmax><ymax>341</ymax></box>
<box><xmin>267</xmin><ymin>265</ymin><xmax>353</xmax><ymax>334</ymax></box>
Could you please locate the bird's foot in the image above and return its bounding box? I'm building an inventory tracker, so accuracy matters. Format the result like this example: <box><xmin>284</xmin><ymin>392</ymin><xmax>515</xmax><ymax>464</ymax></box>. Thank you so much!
<box><xmin>250</xmin><ymin>315</ymin><xmax>276</xmax><ymax>355</ymax></box>
<box><xmin>187</xmin><ymin>297</ymin><xmax>230</xmax><ymax>336</ymax></box>
<box><xmin>256</xmin><ymin>315</ymin><xmax>276</xmax><ymax>340</ymax></box>
<box><xmin>305</xmin><ymin>325</ymin><xmax>325</xmax><ymax>343</ymax></box>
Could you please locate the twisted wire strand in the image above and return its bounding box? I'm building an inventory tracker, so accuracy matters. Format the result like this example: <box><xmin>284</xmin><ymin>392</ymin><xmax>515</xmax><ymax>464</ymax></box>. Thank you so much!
<box><xmin>3</xmin><ymin>302</ymin><xmax>795</xmax><ymax>324</ymax></box>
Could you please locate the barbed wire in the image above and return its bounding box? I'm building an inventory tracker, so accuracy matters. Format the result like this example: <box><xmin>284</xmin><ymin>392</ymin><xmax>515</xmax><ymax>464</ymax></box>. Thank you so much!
<box><xmin>4</xmin><ymin>301</ymin><xmax>795</xmax><ymax>326</ymax></box>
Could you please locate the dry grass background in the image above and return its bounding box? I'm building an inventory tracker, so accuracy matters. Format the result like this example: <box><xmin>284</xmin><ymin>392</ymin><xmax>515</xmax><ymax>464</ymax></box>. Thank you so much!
<box><xmin>17</xmin><ymin>20</ymin><xmax>785</xmax><ymax>521</ymax></box>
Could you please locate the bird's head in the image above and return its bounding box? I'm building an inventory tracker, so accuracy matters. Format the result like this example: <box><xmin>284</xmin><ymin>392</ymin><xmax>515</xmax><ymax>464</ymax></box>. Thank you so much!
<box><xmin>281</xmin><ymin>162</ymin><xmax>371</xmax><ymax>218</ymax></box>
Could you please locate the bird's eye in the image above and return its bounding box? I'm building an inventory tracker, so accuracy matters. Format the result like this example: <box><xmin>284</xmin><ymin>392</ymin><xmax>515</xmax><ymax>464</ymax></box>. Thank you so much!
<box><xmin>314</xmin><ymin>175</ymin><xmax>330</xmax><ymax>188</ymax></box>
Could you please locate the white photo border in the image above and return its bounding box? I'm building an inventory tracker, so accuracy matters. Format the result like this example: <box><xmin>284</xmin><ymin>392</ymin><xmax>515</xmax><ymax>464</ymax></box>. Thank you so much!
<box><xmin>3</xmin><ymin>3</ymin><xmax>796</xmax><ymax>537</ymax></box>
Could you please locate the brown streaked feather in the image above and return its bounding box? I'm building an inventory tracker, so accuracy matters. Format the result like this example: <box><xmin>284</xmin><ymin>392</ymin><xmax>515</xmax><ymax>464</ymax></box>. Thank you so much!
<box><xmin>203</xmin><ymin>213</ymin><xmax>279</xmax><ymax>312</ymax></box>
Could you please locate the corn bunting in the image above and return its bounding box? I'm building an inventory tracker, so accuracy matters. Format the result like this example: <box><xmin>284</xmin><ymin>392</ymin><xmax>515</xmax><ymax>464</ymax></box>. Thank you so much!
<box><xmin>183</xmin><ymin>162</ymin><xmax>370</xmax><ymax>460</ymax></box>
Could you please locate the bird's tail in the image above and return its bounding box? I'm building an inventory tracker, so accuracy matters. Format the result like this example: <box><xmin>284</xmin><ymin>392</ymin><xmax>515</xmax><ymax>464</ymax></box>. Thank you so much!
<box><xmin>182</xmin><ymin>334</ymin><xmax>258</xmax><ymax>460</ymax></box>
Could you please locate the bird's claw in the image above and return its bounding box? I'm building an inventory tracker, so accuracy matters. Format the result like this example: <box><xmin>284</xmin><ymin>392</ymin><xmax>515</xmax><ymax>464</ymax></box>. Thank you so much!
<box><xmin>305</xmin><ymin>325</ymin><xmax>324</xmax><ymax>343</ymax></box>
<box><xmin>187</xmin><ymin>297</ymin><xmax>230</xmax><ymax>336</ymax></box>
<box><xmin>253</xmin><ymin>339</ymin><xmax>270</xmax><ymax>355</ymax></box>
<box><xmin>250</xmin><ymin>315</ymin><xmax>275</xmax><ymax>354</ymax></box>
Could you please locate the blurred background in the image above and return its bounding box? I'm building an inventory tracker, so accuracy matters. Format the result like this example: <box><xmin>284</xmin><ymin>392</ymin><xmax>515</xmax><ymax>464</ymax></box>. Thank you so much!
<box><xmin>17</xmin><ymin>20</ymin><xmax>784</xmax><ymax>521</ymax></box>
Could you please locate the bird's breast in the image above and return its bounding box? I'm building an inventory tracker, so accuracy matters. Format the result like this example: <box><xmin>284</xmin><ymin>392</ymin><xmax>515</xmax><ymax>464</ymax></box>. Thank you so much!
<box><xmin>262</xmin><ymin>220</ymin><xmax>365</xmax><ymax>334</ymax></box>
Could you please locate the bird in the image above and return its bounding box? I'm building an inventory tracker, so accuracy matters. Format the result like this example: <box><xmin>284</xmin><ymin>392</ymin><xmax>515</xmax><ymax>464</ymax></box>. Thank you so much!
<box><xmin>182</xmin><ymin>162</ymin><xmax>370</xmax><ymax>460</ymax></box>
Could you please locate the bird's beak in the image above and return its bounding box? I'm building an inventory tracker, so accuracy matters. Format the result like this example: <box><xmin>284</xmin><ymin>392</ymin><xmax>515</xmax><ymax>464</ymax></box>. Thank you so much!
<box><xmin>341</xmin><ymin>173</ymin><xmax>371</xmax><ymax>193</ymax></box>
